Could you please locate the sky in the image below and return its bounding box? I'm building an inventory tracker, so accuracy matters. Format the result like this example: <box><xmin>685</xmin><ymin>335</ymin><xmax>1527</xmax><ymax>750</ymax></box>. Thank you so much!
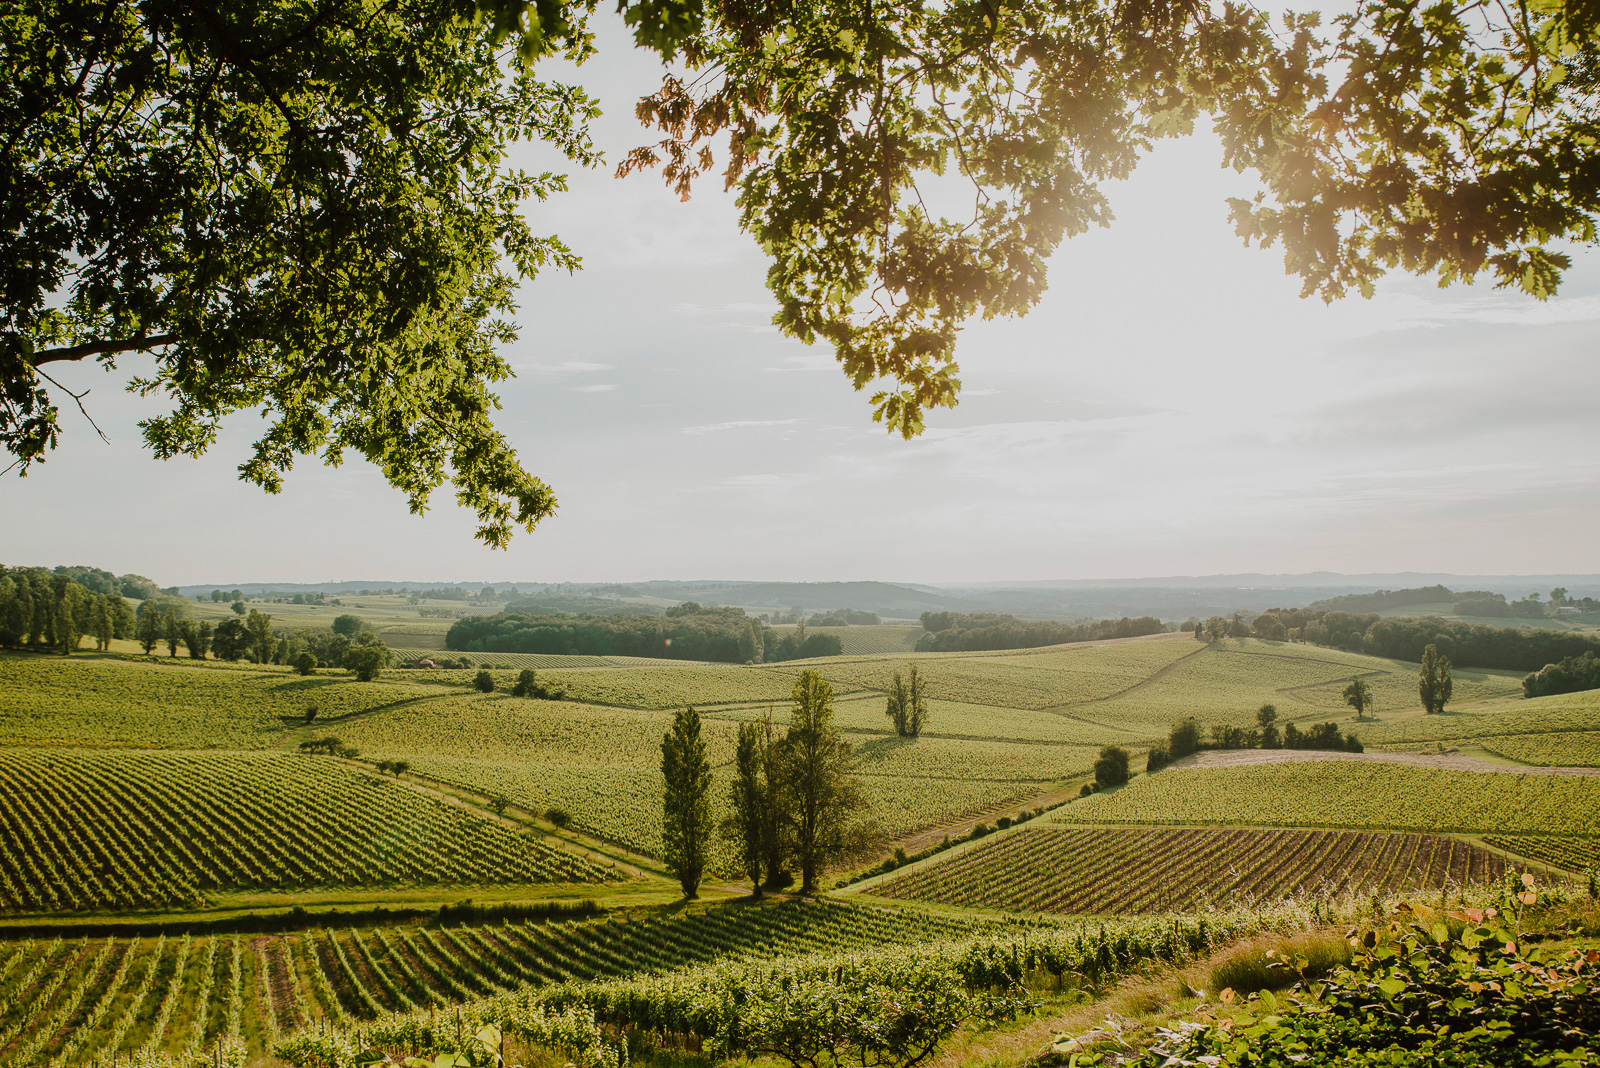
<box><xmin>6</xmin><ymin>13</ymin><xmax>1599</xmax><ymax>587</ymax></box>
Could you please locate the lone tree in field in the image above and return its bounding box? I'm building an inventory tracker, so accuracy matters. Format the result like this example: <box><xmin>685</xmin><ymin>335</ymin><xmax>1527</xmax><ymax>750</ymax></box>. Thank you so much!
<box><xmin>661</xmin><ymin>705</ymin><xmax>713</xmax><ymax>898</ymax></box>
<box><xmin>1094</xmin><ymin>745</ymin><xmax>1131</xmax><ymax>788</ymax></box>
<box><xmin>1256</xmin><ymin>704</ymin><xmax>1281</xmax><ymax>747</ymax></box>
<box><xmin>883</xmin><ymin>664</ymin><xmax>928</xmax><ymax>737</ymax></box>
<box><xmin>343</xmin><ymin>644</ymin><xmax>389</xmax><ymax>682</ymax></box>
<box><xmin>778</xmin><ymin>670</ymin><xmax>864</xmax><ymax>895</ymax></box>
<box><xmin>1343</xmin><ymin>677</ymin><xmax>1374</xmax><ymax>719</ymax></box>
<box><xmin>474</xmin><ymin>670</ymin><xmax>495</xmax><ymax>693</ymax></box>
<box><xmin>723</xmin><ymin>719</ymin><xmax>777</xmax><ymax>895</ymax></box>
<box><xmin>1419</xmin><ymin>645</ymin><xmax>1454</xmax><ymax>714</ymax></box>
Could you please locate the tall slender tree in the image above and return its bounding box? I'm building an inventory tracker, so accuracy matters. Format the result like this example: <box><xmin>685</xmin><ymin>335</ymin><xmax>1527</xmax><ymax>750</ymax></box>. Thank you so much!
<box><xmin>778</xmin><ymin>670</ymin><xmax>864</xmax><ymax>895</ymax></box>
<box><xmin>1419</xmin><ymin>645</ymin><xmax>1454</xmax><ymax>714</ymax></box>
<box><xmin>884</xmin><ymin>670</ymin><xmax>909</xmax><ymax>735</ymax></box>
<box><xmin>661</xmin><ymin>705</ymin><xmax>713</xmax><ymax>899</ymax></box>
<box><xmin>723</xmin><ymin>721</ymin><xmax>770</xmax><ymax>894</ymax></box>
<box><xmin>906</xmin><ymin>664</ymin><xmax>928</xmax><ymax>737</ymax></box>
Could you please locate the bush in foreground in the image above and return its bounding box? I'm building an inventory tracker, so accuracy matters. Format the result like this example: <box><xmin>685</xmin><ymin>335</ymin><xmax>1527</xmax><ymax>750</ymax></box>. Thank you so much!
<box><xmin>1131</xmin><ymin>900</ymin><xmax>1600</xmax><ymax>1068</ymax></box>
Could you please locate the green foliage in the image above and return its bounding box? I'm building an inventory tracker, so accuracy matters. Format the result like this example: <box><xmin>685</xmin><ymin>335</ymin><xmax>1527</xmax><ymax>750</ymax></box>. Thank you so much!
<box><xmin>473</xmin><ymin>669</ymin><xmax>495</xmax><ymax>693</ymax></box>
<box><xmin>661</xmin><ymin>705</ymin><xmax>713</xmax><ymax>898</ymax></box>
<box><xmin>1131</xmin><ymin>906</ymin><xmax>1600</xmax><ymax>1068</ymax></box>
<box><xmin>1524</xmin><ymin>652</ymin><xmax>1600</xmax><ymax>699</ymax></box>
<box><xmin>2</xmin><ymin>0</ymin><xmax>598</xmax><ymax>545</ymax></box>
<box><xmin>1094</xmin><ymin>745</ymin><xmax>1131</xmax><ymax>788</ymax></box>
<box><xmin>915</xmin><ymin>614</ymin><xmax>1167</xmax><ymax>653</ymax></box>
<box><xmin>295</xmin><ymin>651</ymin><xmax>317</xmax><ymax>676</ymax></box>
<box><xmin>1419</xmin><ymin>644</ymin><xmax>1454</xmax><ymax>714</ymax></box>
<box><xmin>448</xmin><ymin>604</ymin><xmax>769</xmax><ymax>663</ymax></box>
<box><xmin>778</xmin><ymin>671</ymin><xmax>867</xmax><ymax>894</ymax></box>
<box><xmin>1343</xmin><ymin>676</ymin><xmax>1374</xmax><ymax>719</ymax></box>
<box><xmin>344</xmin><ymin>644</ymin><xmax>391</xmax><ymax>682</ymax></box>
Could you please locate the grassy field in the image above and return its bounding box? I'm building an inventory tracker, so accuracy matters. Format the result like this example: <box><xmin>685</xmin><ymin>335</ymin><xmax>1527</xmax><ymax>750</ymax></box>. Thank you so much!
<box><xmin>868</xmin><ymin>825</ymin><xmax>1511</xmax><ymax>913</ymax></box>
<box><xmin>1051</xmin><ymin>760</ymin><xmax>1600</xmax><ymax>837</ymax></box>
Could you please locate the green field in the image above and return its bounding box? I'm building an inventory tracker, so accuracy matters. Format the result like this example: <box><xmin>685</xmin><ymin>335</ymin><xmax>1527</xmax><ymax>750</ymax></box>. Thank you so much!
<box><xmin>1052</xmin><ymin>760</ymin><xmax>1600</xmax><ymax>837</ymax></box>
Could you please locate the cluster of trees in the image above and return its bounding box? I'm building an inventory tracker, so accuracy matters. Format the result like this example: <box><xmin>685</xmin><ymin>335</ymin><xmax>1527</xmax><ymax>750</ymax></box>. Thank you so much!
<box><xmin>883</xmin><ymin>666</ymin><xmax>928</xmax><ymax>737</ymax></box>
<box><xmin>809</xmin><ymin>609</ymin><xmax>882</xmax><ymax>626</ymax></box>
<box><xmin>446</xmin><ymin>603</ymin><xmax>842</xmax><ymax>663</ymax></box>
<box><xmin>0</xmin><ymin>566</ymin><xmax>137</xmax><ymax>652</ymax></box>
<box><xmin>1522</xmin><ymin>653</ymin><xmax>1600</xmax><ymax>699</ymax></box>
<box><xmin>1146</xmin><ymin>708</ymin><xmax>1362</xmax><ymax>772</ymax></box>
<box><xmin>1308</xmin><ymin>584</ymin><xmax>1598</xmax><ymax>620</ymax></box>
<box><xmin>915</xmin><ymin>612</ymin><xmax>1169</xmax><ymax>653</ymax></box>
<box><xmin>662</xmin><ymin>671</ymin><xmax>875</xmax><ymax>898</ymax></box>
<box><xmin>764</xmin><ymin>620</ymin><xmax>845</xmax><ymax>661</ymax></box>
<box><xmin>1249</xmin><ymin>608</ymin><xmax>1600</xmax><ymax>672</ymax></box>
<box><xmin>505</xmin><ymin>594</ymin><xmax>663</xmax><ymax>617</ymax></box>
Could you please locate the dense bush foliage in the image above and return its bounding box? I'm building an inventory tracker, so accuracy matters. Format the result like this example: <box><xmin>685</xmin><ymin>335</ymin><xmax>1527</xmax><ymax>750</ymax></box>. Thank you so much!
<box><xmin>1129</xmin><ymin>901</ymin><xmax>1600</xmax><ymax>1068</ymax></box>
<box><xmin>1524</xmin><ymin>652</ymin><xmax>1600</xmax><ymax>699</ymax></box>
<box><xmin>1147</xmin><ymin>715</ymin><xmax>1360</xmax><ymax>771</ymax></box>
<box><xmin>915</xmin><ymin>612</ymin><xmax>1168</xmax><ymax>652</ymax></box>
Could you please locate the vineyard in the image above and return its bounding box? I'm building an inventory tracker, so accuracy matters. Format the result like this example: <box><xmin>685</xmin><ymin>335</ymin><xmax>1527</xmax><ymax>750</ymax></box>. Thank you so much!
<box><xmin>1360</xmin><ymin>687</ymin><xmax>1600</xmax><ymax>748</ymax></box>
<box><xmin>0</xmin><ymin>750</ymin><xmax>616</xmax><ymax>912</ymax></box>
<box><xmin>1053</xmin><ymin>761</ymin><xmax>1600</xmax><ymax>837</ymax></box>
<box><xmin>0</xmin><ymin>902</ymin><xmax>1002</xmax><ymax>1063</ymax></box>
<box><xmin>1475</xmin><ymin>730</ymin><xmax>1600</xmax><ymax>766</ymax></box>
<box><xmin>1481</xmin><ymin>834</ymin><xmax>1600</xmax><ymax>872</ymax></box>
<box><xmin>868</xmin><ymin>826</ymin><xmax>1512</xmax><ymax>914</ymax></box>
<box><xmin>281</xmin><ymin>902</ymin><xmax>1324</xmax><ymax>1068</ymax></box>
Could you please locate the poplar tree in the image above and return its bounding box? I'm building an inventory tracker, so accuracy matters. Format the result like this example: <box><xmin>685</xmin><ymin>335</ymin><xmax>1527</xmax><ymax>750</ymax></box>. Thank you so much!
<box><xmin>1419</xmin><ymin>645</ymin><xmax>1454</xmax><ymax>714</ymax></box>
<box><xmin>906</xmin><ymin>664</ymin><xmax>928</xmax><ymax>737</ymax></box>
<box><xmin>723</xmin><ymin>720</ymin><xmax>770</xmax><ymax>894</ymax></box>
<box><xmin>661</xmin><ymin>705</ymin><xmax>713</xmax><ymax>899</ymax></box>
<box><xmin>778</xmin><ymin>670</ymin><xmax>864</xmax><ymax>895</ymax></box>
<box><xmin>884</xmin><ymin>671</ymin><xmax>909</xmax><ymax>735</ymax></box>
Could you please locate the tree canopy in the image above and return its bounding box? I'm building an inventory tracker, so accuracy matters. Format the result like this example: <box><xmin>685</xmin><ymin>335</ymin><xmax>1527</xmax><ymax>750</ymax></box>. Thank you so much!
<box><xmin>8</xmin><ymin>0</ymin><xmax>1598</xmax><ymax>539</ymax></box>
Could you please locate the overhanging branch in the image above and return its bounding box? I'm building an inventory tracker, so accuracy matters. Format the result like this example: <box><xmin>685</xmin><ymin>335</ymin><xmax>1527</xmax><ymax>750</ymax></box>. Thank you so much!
<box><xmin>29</xmin><ymin>333</ymin><xmax>180</xmax><ymax>366</ymax></box>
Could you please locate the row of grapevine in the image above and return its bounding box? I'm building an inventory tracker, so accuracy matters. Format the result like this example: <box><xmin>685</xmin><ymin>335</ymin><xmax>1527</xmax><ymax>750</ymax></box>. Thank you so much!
<box><xmin>0</xmin><ymin>934</ymin><xmax>247</xmax><ymax>1066</ymax></box>
<box><xmin>0</xmin><ymin>749</ymin><xmax>618</xmax><ymax>912</ymax></box>
<box><xmin>1482</xmin><ymin>835</ymin><xmax>1600</xmax><ymax>871</ymax></box>
<box><xmin>870</xmin><ymin>827</ymin><xmax>1512</xmax><ymax>914</ymax></box>
<box><xmin>0</xmin><ymin>902</ymin><xmax>990</xmax><ymax>1062</ymax></box>
<box><xmin>281</xmin><ymin>902</ymin><xmax>1324</xmax><ymax>1067</ymax></box>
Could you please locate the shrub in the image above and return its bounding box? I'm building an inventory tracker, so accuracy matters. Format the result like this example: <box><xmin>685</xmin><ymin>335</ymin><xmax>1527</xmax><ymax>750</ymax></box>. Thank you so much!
<box><xmin>474</xmin><ymin>670</ymin><xmax>495</xmax><ymax>693</ymax></box>
<box><xmin>546</xmin><ymin>808</ymin><xmax>571</xmax><ymax>828</ymax></box>
<box><xmin>294</xmin><ymin>651</ymin><xmax>316</xmax><ymax>676</ymax></box>
<box><xmin>1146</xmin><ymin>744</ymin><xmax>1171</xmax><ymax>773</ymax></box>
<box><xmin>1094</xmin><ymin>745</ymin><xmax>1131</xmax><ymax>788</ymax></box>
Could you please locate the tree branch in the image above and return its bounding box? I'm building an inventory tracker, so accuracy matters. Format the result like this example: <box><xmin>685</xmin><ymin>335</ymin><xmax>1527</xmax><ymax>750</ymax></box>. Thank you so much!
<box><xmin>29</xmin><ymin>333</ymin><xmax>180</xmax><ymax>366</ymax></box>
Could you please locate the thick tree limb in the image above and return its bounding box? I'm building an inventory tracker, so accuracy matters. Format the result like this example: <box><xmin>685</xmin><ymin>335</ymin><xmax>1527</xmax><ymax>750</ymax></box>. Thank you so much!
<box><xmin>28</xmin><ymin>334</ymin><xmax>180</xmax><ymax>366</ymax></box>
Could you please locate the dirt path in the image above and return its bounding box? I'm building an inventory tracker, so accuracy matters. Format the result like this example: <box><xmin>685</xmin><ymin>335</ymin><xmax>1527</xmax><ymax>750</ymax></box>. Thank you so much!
<box><xmin>1166</xmin><ymin>747</ymin><xmax>1600</xmax><ymax>777</ymax></box>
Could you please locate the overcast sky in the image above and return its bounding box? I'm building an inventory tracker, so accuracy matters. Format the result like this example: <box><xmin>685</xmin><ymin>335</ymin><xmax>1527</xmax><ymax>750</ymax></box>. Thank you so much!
<box><xmin>7</xmin><ymin>14</ymin><xmax>1598</xmax><ymax>587</ymax></box>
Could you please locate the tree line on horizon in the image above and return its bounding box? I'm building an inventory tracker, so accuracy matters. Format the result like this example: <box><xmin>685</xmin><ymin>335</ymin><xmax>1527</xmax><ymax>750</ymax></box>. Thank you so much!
<box><xmin>444</xmin><ymin>603</ymin><xmax>844</xmax><ymax>664</ymax></box>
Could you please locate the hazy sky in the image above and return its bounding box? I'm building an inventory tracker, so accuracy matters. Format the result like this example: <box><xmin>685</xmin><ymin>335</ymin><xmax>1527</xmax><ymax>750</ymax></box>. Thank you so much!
<box><xmin>7</xmin><ymin>14</ymin><xmax>1599</xmax><ymax>586</ymax></box>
